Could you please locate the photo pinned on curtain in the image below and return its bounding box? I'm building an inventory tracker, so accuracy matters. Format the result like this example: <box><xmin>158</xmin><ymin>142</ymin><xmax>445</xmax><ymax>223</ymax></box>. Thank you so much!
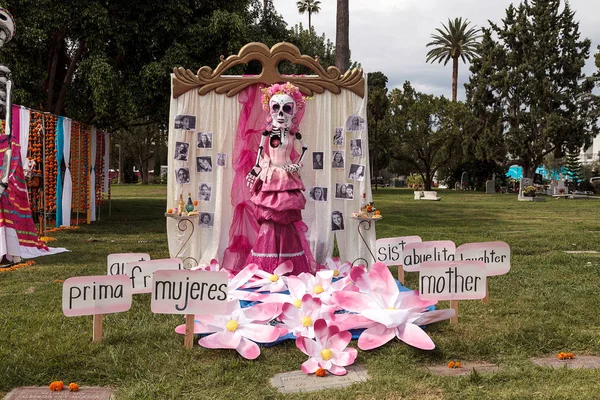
<box><xmin>345</xmin><ymin>114</ymin><xmax>366</xmax><ymax>132</ymax></box>
<box><xmin>199</xmin><ymin>212</ymin><xmax>214</xmax><ymax>228</ymax></box>
<box><xmin>350</xmin><ymin>138</ymin><xmax>363</xmax><ymax>157</ymax></box>
<box><xmin>312</xmin><ymin>152</ymin><xmax>324</xmax><ymax>170</ymax></box>
<box><xmin>309</xmin><ymin>186</ymin><xmax>328</xmax><ymax>201</ymax></box>
<box><xmin>216</xmin><ymin>153</ymin><xmax>226</xmax><ymax>167</ymax></box>
<box><xmin>331</xmin><ymin>210</ymin><xmax>345</xmax><ymax>231</ymax></box>
<box><xmin>333</xmin><ymin>127</ymin><xmax>344</xmax><ymax>146</ymax></box>
<box><xmin>334</xmin><ymin>183</ymin><xmax>354</xmax><ymax>200</ymax></box>
<box><xmin>197</xmin><ymin>132</ymin><xmax>213</xmax><ymax>149</ymax></box>
<box><xmin>198</xmin><ymin>182</ymin><xmax>212</xmax><ymax>202</ymax></box>
<box><xmin>174</xmin><ymin>141</ymin><xmax>189</xmax><ymax>161</ymax></box>
<box><xmin>175</xmin><ymin>167</ymin><xmax>190</xmax><ymax>185</ymax></box>
<box><xmin>196</xmin><ymin>156</ymin><xmax>212</xmax><ymax>173</ymax></box>
<box><xmin>174</xmin><ymin>114</ymin><xmax>196</xmax><ymax>131</ymax></box>
<box><xmin>348</xmin><ymin>164</ymin><xmax>366</xmax><ymax>181</ymax></box>
<box><xmin>332</xmin><ymin>150</ymin><xmax>345</xmax><ymax>169</ymax></box>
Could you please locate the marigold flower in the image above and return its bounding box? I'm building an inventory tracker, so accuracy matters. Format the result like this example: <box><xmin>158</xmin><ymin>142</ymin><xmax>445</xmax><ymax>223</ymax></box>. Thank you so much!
<box><xmin>49</xmin><ymin>381</ymin><xmax>64</xmax><ymax>391</ymax></box>
<box><xmin>455</xmin><ymin>361</ymin><xmax>462</xmax><ymax>368</ymax></box>
<box><xmin>447</xmin><ymin>361</ymin><xmax>455</xmax><ymax>368</ymax></box>
<box><xmin>558</xmin><ymin>352</ymin><xmax>567</xmax><ymax>360</ymax></box>
<box><xmin>69</xmin><ymin>383</ymin><xmax>79</xmax><ymax>392</ymax></box>
<box><xmin>315</xmin><ymin>368</ymin><xmax>327</xmax><ymax>377</ymax></box>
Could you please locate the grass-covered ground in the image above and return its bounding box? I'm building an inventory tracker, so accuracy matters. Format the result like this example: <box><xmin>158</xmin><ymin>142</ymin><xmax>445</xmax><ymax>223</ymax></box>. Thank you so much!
<box><xmin>1</xmin><ymin>185</ymin><xmax>600</xmax><ymax>399</ymax></box>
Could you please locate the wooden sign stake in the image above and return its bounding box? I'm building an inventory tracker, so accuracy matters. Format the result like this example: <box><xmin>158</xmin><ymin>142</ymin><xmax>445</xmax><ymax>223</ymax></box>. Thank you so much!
<box><xmin>482</xmin><ymin>280</ymin><xmax>489</xmax><ymax>304</ymax></box>
<box><xmin>397</xmin><ymin>265</ymin><xmax>405</xmax><ymax>285</ymax></box>
<box><xmin>92</xmin><ymin>314</ymin><xmax>103</xmax><ymax>343</ymax></box>
<box><xmin>450</xmin><ymin>300</ymin><xmax>459</xmax><ymax>325</ymax></box>
<box><xmin>184</xmin><ymin>314</ymin><xmax>195</xmax><ymax>349</ymax></box>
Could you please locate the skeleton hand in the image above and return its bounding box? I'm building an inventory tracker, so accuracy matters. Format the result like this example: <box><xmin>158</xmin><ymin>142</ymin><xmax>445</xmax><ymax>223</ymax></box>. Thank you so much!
<box><xmin>246</xmin><ymin>166</ymin><xmax>261</xmax><ymax>188</ymax></box>
<box><xmin>282</xmin><ymin>163</ymin><xmax>302</xmax><ymax>173</ymax></box>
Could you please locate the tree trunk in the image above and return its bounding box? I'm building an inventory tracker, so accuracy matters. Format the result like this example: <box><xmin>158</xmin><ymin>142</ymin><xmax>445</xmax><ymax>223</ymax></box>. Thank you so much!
<box><xmin>308</xmin><ymin>11</ymin><xmax>312</xmax><ymax>31</ymax></box>
<box><xmin>451</xmin><ymin>56</ymin><xmax>458</xmax><ymax>102</ymax></box>
<box><xmin>53</xmin><ymin>39</ymin><xmax>86</xmax><ymax>115</ymax></box>
<box><xmin>140</xmin><ymin>156</ymin><xmax>149</xmax><ymax>185</ymax></box>
<box><xmin>118</xmin><ymin>144</ymin><xmax>124</xmax><ymax>184</ymax></box>
<box><xmin>335</xmin><ymin>0</ymin><xmax>350</xmax><ymax>73</ymax></box>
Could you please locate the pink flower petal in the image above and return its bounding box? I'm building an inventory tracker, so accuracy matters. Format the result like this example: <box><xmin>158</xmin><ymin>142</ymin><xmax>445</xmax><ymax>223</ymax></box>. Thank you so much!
<box><xmin>230</xmin><ymin>264</ymin><xmax>259</xmax><ymax>290</ymax></box>
<box><xmin>331</xmin><ymin>348</ymin><xmax>358</xmax><ymax>367</ymax></box>
<box><xmin>238</xmin><ymin>323</ymin><xmax>281</xmax><ymax>343</ymax></box>
<box><xmin>242</xmin><ymin>302</ymin><xmax>280</xmax><ymax>323</ymax></box>
<box><xmin>174</xmin><ymin>321</ymin><xmax>214</xmax><ymax>335</ymax></box>
<box><xmin>199</xmin><ymin>330</ymin><xmax>241</xmax><ymax>349</ymax></box>
<box><xmin>397</xmin><ymin>290</ymin><xmax>437</xmax><ymax>309</ymax></box>
<box><xmin>412</xmin><ymin>309</ymin><xmax>455</xmax><ymax>326</ymax></box>
<box><xmin>331</xmin><ymin>291</ymin><xmax>377</xmax><ymax>312</ymax></box>
<box><xmin>361</xmin><ymin>309</ymin><xmax>409</xmax><ymax>328</ymax></box>
<box><xmin>236</xmin><ymin>337</ymin><xmax>261</xmax><ymax>359</ymax></box>
<box><xmin>327</xmin><ymin>364</ymin><xmax>348</xmax><ymax>376</ymax></box>
<box><xmin>396</xmin><ymin>323</ymin><xmax>435</xmax><ymax>350</ymax></box>
<box><xmin>319</xmin><ymin>359</ymin><xmax>332</xmax><ymax>370</ymax></box>
<box><xmin>287</xmin><ymin>276</ymin><xmax>307</xmax><ymax>299</ymax></box>
<box><xmin>349</xmin><ymin>266</ymin><xmax>369</xmax><ymax>292</ymax></box>
<box><xmin>301</xmin><ymin>358</ymin><xmax>319</xmax><ymax>374</ymax></box>
<box><xmin>209</xmin><ymin>259</ymin><xmax>219</xmax><ymax>271</ymax></box>
<box><xmin>296</xmin><ymin>336</ymin><xmax>310</xmax><ymax>355</ymax></box>
<box><xmin>314</xmin><ymin>319</ymin><xmax>329</xmax><ymax>347</ymax></box>
<box><xmin>274</xmin><ymin>260</ymin><xmax>294</xmax><ymax>276</ymax></box>
<box><xmin>329</xmin><ymin>313</ymin><xmax>376</xmax><ymax>331</ymax></box>
<box><xmin>368</xmin><ymin>262</ymin><xmax>397</xmax><ymax>304</ymax></box>
<box><xmin>326</xmin><ymin>331</ymin><xmax>352</xmax><ymax>351</ymax></box>
<box><xmin>357</xmin><ymin>325</ymin><xmax>396</xmax><ymax>350</ymax></box>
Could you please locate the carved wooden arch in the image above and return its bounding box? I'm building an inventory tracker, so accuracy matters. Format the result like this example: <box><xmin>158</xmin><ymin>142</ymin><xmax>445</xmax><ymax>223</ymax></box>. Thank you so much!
<box><xmin>172</xmin><ymin>42</ymin><xmax>364</xmax><ymax>99</ymax></box>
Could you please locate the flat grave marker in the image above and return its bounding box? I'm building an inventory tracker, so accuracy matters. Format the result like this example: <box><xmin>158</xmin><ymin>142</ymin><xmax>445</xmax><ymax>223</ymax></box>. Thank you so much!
<box><xmin>270</xmin><ymin>365</ymin><xmax>368</xmax><ymax>393</ymax></box>
<box><xmin>4</xmin><ymin>386</ymin><xmax>114</xmax><ymax>400</ymax></box>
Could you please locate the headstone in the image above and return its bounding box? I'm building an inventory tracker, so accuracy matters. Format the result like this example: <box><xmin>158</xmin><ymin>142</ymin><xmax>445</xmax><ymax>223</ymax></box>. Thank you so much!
<box><xmin>518</xmin><ymin>177</ymin><xmax>533</xmax><ymax>197</ymax></box>
<box><xmin>4</xmin><ymin>386</ymin><xmax>114</xmax><ymax>400</ymax></box>
<box><xmin>547</xmin><ymin>180</ymin><xmax>556</xmax><ymax>196</ymax></box>
<box><xmin>554</xmin><ymin>177</ymin><xmax>567</xmax><ymax>195</ymax></box>
<box><xmin>270</xmin><ymin>365</ymin><xmax>368</xmax><ymax>394</ymax></box>
<box><xmin>485</xmin><ymin>179</ymin><xmax>495</xmax><ymax>194</ymax></box>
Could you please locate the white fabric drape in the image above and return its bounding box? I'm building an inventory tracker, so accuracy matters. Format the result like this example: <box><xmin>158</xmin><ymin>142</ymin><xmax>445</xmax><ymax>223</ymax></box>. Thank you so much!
<box><xmin>166</xmin><ymin>78</ymin><xmax>374</xmax><ymax>267</ymax></box>
<box><xmin>19</xmin><ymin>107</ymin><xmax>30</xmax><ymax>165</ymax></box>
<box><xmin>89</xmin><ymin>127</ymin><xmax>97</xmax><ymax>221</ymax></box>
<box><xmin>103</xmin><ymin>132</ymin><xmax>110</xmax><ymax>193</ymax></box>
<box><xmin>61</xmin><ymin>118</ymin><xmax>72</xmax><ymax>226</ymax></box>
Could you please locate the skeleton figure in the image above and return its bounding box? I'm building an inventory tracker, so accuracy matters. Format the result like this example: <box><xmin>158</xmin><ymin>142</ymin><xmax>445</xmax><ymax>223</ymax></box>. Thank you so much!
<box><xmin>244</xmin><ymin>83</ymin><xmax>313</xmax><ymax>275</ymax></box>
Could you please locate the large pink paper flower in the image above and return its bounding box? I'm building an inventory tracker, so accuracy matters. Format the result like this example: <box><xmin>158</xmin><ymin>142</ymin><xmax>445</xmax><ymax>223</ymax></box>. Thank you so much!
<box><xmin>243</xmin><ymin>260</ymin><xmax>293</xmax><ymax>293</ymax></box>
<box><xmin>331</xmin><ymin>262</ymin><xmax>454</xmax><ymax>351</ymax></box>
<box><xmin>197</xmin><ymin>300</ymin><xmax>281</xmax><ymax>359</ymax></box>
<box><xmin>280</xmin><ymin>294</ymin><xmax>327</xmax><ymax>338</ymax></box>
<box><xmin>296</xmin><ymin>318</ymin><xmax>358</xmax><ymax>375</ymax></box>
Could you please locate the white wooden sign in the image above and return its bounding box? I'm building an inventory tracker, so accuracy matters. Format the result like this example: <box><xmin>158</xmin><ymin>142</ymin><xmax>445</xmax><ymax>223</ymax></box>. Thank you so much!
<box><xmin>124</xmin><ymin>258</ymin><xmax>183</xmax><ymax>294</ymax></box>
<box><xmin>151</xmin><ymin>270</ymin><xmax>228</xmax><ymax>315</ymax></box>
<box><xmin>418</xmin><ymin>261</ymin><xmax>486</xmax><ymax>300</ymax></box>
<box><xmin>402</xmin><ymin>240</ymin><xmax>456</xmax><ymax>272</ymax></box>
<box><xmin>107</xmin><ymin>253</ymin><xmax>150</xmax><ymax>275</ymax></box>
<box><xmin>455</xmin><ymin>241</ymin><xmax>511</xmax><ymax>276</ymax></box>
<box><xmin>63</xmin><ymin>275</ymin><xmax>132</xmax><ymax>317</ymax></box>
<box><xmin>375</xmin><ymin>236</ymin><xmax>422</xmax><ymax>266</ymax></box>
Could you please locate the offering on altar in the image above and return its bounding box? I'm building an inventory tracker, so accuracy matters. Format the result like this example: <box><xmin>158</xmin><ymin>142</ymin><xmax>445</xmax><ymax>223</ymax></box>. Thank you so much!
<box><xmin>353</xmin><ymin>193</ymin><xmax>382</xmax><ymax>219</ymax></box>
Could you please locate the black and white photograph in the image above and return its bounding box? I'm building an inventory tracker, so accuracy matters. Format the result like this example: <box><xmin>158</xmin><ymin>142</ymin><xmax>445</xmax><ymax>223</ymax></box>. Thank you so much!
<box><xmin>334</xmin><ymin>183</ymin><xmax>354</xmax><ymax>200</ymax></box>
<box><xmin>350</xmin><ymin>138</ymin><xmax>363</xmax><ymax>157</ymax></box>
<box><xmin>174</xmin><ymin>114</ymin><xmax>196</xmax><ymax>131</ymax></box>
<box><xmin>174</xmin><ymin>141</ymin><xmax>189</xmax><ymax>161</ymax></box>
<box><xmin>197</xmin><ymin>132</ymin><xmax>213</xmax><ymax>149</ymax></box>
<box><xmin>312</xmin><ymin>152</ymin><xmax>324</xmax><ymax>170</ymax></box>
<box><xmin>199</xmin><ymin>212</ymin><xmax>214</xmax><ymax>228</ymax></box>
<box><xmin>331</xmin><ymin>210</ymin><xmax>344</xmax><ymax>231</ymax></box>
<box><xmin>217</xmin><ymin>153</ymin><xmax>227</xmax><ymax>167</ymax></box>
<box><xmin>196</xmin><ymin>156</ymin><xmax>213</xmax><ymax>173</ymax></box>
<box><xmin>175</xmin><ymin>167</ymin><xmax>190</xmax><ymax>185</ymax></box>
<box><xmin>332</xmin><ymin>150</ymin><xmax>345</xmax><ymax>169</ymax></box>
<box><xmin>198</xmin><ymin>182</ymin><xmax>212</xmax><ymax>202</ymax></box>
<box><xmin>309</xmin><ymin>186</ymin><xmax>328</xmax><ymax>201</ymax></box>
<box><xmin>345</xmin><ymin>115</ymin><xmax>366</xmax><ymax>132</ymax></box>
<box><xmin>348</xmin><ymin>164</ymin><xmax>366</xmax><ymax>181</ymax></box>
<box><xmin>333</xmin><ymin>127</ymin><xmax>344</xmax><ymax>146</ymax></box>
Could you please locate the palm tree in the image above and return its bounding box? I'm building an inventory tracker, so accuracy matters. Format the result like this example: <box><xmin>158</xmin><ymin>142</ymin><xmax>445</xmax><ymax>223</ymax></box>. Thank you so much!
<box><xmin>335</xmin><ymin>0</ymin><xmax>349</xmax><ymax>72</ymax></box>
<box><xmin>296</xmin><ymin>0</ymin><xmax>321</xmax><ymax>31</ymax></box>
<box><xmin>426</xmin><ymin>17</ymin><xmax>481</xmax><ymax>102</ymax></box>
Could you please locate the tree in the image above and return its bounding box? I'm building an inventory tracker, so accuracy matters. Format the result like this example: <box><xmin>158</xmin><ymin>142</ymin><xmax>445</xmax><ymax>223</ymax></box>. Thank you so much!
<box><xmin>426</xmin><ymin>17</ymin><xmax>480</xmax><ymax>102</ymax></box>
<box><xmin>466</xmin><ymin>0</ymin><xmax>598</xmax><ymax>178</ymax></box>
<box><xmin>367</xmin><ymin>72</ymin><xmax>390</xmax><ymax>190</ymax></box>
<box><xmin>335</xmin><ymin>0</ymin><xmax>349</xmax><ymax>72</ymax></box>
<box><xmin>388</xmin><ymin>82</ymin><xmax>468</xmax><ymax>190</ymax></box>
<box><xmin>564</xmin><ymin>151</ymin><xmax>582</xmax><ymax>185</ymax></box>
<box><xmin>296</xmin><ymin>0</ymin><xmax>320</xmax><ymax>31</ymax></box>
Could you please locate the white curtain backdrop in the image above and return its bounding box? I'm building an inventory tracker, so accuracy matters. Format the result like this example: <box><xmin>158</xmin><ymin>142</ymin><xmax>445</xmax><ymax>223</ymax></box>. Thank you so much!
<box><xmin>167</xmin><ymin>78</ymin><xmax>374</xmax><ymax>268</ymax></box>
<box><xmin>19</xmin><ymin>106</ymin><xmax>30</xmax><ymax>165</ymax></box>
<box><xmin>61</xmin><ymin>118</ymin><xmax>72</xmax><ymax>226</ymax></box>
<box><xmin>89</xmin><ymin>127</ymin><xmax>97</xmax><ymax>221</ymax></box>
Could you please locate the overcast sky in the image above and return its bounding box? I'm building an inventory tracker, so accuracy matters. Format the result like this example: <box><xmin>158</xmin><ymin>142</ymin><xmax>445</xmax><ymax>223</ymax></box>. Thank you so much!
<box><xmin>272</xmin><ymin>0</ymin><xmax>600</xmax><ymax>101</ymax></box>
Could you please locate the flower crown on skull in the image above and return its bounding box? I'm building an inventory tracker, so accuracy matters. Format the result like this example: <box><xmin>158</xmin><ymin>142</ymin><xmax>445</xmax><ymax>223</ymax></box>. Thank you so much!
<box><xmin>261</xmin><ymin>82</ymin><xmax>307</xmax><ymax>112</ymax></box>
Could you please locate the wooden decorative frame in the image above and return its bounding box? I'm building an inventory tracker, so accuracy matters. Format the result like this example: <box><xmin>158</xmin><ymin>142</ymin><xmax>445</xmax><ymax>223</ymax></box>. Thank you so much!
<box><xmin>172</xmin><ymin>42</ymin><xmax>364</xmax><ymax>99</ymax></box>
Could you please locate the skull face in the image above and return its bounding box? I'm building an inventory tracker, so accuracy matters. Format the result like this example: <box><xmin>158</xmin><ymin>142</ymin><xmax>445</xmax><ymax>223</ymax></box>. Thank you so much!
<box><xmin>270</xmin><ymin>93</ymin><xmax>296</xmax><ymax>130</ymax></box>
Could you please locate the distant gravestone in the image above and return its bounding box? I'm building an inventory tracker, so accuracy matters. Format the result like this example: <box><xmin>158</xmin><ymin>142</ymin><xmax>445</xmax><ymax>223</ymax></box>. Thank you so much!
<box><xmin>425</xmin><ymin>362</ymin><xmax>500</xmax><ymax>376</ymax></box>
<box><xmin>485</xmin><ymin>179</ymin><xmax>495</xmax><ymax>194</ymax></box>
<box><xmin>531</xmin><ymin>356</ymin><xmax>600</xmax><ymax>369</ymax></box>
<box><xmin>270</xmin><ymin>365</ymin><xmax>369</xmax><ymax>394</ymax></box>
<box><xmin>519</xmin><ymin>177</ymin><xmax>533</xmax><ymax>197</ymax></box>
<box><xmin>555</xmin><ymin>175</ymin><xmax>567</xmax><ymax>195</ymax></box>
<box><xmin>4</xmin><ymin>386</ymin><xmax>114</xmax><ymax>399</ymax></box>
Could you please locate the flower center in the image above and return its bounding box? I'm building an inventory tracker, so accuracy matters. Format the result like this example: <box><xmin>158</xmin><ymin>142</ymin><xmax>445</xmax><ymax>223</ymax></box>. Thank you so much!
<box><xmin>301</xmin><ymin>316</ymin><xmax>312</xmax><ymax>327</ymax></box>
<box><xmin>313</xmin><ymin>285</ymin><xmax>324</xmax><ymax>294</ymax></box>
<box><xmin>225</xmin><ymin>320</ymin><xmax>239</xmax><ymax>332</ymax></box>
<box><xmin>333</xmin><ymin>269</ymin><xmax>340</xmax><ymax>277</ymax></box>
<box><xmin>269</xmin><ymin>274</ymin><xmax>279</xmax><ymax>282</ymax></box>
<box><xmin>386</xmin><ymin>307</ymin><xmax>396</xmax><ymax>311</ymax></box>
<box><xmin>292</xmin><ymin>299</ymin><xmax>302</xmax><ymax>308</ymax></box>
<box><xmin>321</xmin><ymin>348</ymin><xmax>333</xmax><ymax>361</ymax></box>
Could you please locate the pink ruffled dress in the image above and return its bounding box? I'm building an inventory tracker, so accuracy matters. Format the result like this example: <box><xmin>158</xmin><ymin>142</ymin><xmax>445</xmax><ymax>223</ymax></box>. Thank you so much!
<box><xmin>245</xmin><ymin>134</ymin><xmax>312</xmax><ymax>275</ymax></box>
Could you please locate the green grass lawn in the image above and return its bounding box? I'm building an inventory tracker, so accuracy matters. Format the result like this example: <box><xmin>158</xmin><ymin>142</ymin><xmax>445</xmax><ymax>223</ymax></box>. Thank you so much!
<box><xmin>1</xmin><ymin>185</ymin><xmax>600</xmax><ymax>399</ymax></box>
